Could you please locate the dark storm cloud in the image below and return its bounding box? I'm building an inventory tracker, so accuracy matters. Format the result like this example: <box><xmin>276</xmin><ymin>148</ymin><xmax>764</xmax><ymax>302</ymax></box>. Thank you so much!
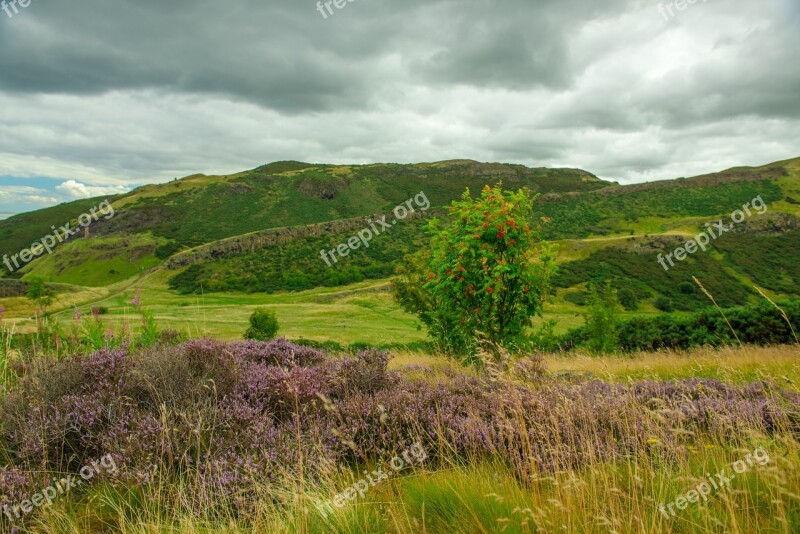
<box><xmin>0</xmin><ymin>0</ymin><xmax>387</xmax><ymax>112</ymax></box>
<box><xmin>0</xmin><ymin>0</ymin><xmax>797</xmax><ymax>202</ymax></box>
<box><xmin>0</xmin><ymin>0</ymin><xmax>637</xmax><ymax>111</ymax></box>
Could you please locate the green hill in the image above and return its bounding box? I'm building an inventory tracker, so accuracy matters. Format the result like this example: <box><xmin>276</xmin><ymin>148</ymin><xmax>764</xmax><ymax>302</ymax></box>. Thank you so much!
<box><xmin>2</xmin><ymin>157</ymin><xmax>799</xmax><ymax>318</ymax></box>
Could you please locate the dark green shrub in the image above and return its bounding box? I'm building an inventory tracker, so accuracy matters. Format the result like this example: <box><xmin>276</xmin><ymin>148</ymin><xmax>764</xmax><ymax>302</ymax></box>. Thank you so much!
<box><xmin>654</xmin><ymin>297</ymin><xmax>674</xmax><ymax>312</ymax></box>
<box><xmin>618</xmin><ymin>288</ymin><xmax>639</xmax><ymax>311</ymax></box>
<box><xmin>678</xmin><ymin>282</ymin><xmax>696</xmax><ymax>295</ymax></box>
<box><xmin>585</xmin><ymin>281</ymin><xmax>621</xmax><ymax>353</ymax></box>
<box><xmin>564</xmin><ymin>291</ymin><xmax>588</xmax><ymax>306</ymax></box>
<box><xmin>155</xmin><ymin>241</ymin><xmax>182</xmax><ymax>259</ymax></box>
<box><xmin>561</xmin><ymin>298</ymin><xmax>800</xmax><ymax>352</ymax></box>
<box><xmin>244</xmin><ymin>308</ymin><xmax>279</xmax><ymax>341</ymax></box>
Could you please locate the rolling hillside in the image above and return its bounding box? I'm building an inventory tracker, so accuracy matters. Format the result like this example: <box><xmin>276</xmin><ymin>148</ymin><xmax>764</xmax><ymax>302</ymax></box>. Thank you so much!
<box><xmin>1</xmin><ymin>156</ymin><xmax>799</xmax><ymax>335</ymax></box>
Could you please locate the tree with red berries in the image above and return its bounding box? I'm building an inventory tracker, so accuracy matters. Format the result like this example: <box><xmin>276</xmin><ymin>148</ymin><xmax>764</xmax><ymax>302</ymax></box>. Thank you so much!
<box><xmin>394</xmin><ymin>184</ymin><xmax>556</xmax><ymax>360</ymax></box>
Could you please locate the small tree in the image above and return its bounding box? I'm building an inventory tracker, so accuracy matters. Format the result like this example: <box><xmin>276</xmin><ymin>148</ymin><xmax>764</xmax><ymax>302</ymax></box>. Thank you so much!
<box><xmin>26</xmin><ymin>275</ymin><xmax>54</xmax><ymax>328</ymax></box>
<box><xmin>394</xmin><ymin>184</ymin><xmax>556</xmax><ymax>361</ymax></box>
<box><xmin>245</xmin><ymin>308</ymin><xmax>279</xmax><ymax>341</ymax></box>
<box><xmin>585</xmin><ymin>281</ymin><xmax>621</xmax><ymax>354</ymax></box>
<box><xmin>26</xmin><ymin>276</ymin><xmax>53</xmax><ymax>311</ymax></box>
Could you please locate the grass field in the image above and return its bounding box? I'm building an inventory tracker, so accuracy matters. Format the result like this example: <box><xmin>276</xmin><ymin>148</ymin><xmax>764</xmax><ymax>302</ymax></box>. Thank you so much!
<box><xmin>4</xmin><ymin>273</ymin><xmax>430</xmax><ymax>345</ymax></box>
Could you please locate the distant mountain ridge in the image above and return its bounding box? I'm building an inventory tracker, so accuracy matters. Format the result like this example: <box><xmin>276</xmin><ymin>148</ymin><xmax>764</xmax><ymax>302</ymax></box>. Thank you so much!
<box><xmin>0</xmin><ymin>159</ymin><xmax>611</xmax><ymax>256</ymax></box>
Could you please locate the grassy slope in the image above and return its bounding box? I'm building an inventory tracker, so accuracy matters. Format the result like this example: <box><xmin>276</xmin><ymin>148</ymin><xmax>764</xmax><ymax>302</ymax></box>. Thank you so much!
<box><xmin>2</xmin><ymin>157</ymin><xmax>799</xmax><ymax>342</ymax></box>
<box><xmin>0</xmin><ymin>195</ymin><xmax>125</xmax><ymax>275</ymax></box>
<box><xmin>18</xmin><ymin>234</ymin><xmax>165</xmax><ymax>286</ymax></box>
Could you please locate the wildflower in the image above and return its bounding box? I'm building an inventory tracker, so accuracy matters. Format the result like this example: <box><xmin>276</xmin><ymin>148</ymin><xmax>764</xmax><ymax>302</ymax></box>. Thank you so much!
<box><xmin>73</xmin><ymin>308</ymin><xmax>83</xmax><ymax>322</ymax></box>
<box><xmin>92</xmin><ymin>305</ymin><xmax>101</xmax><ymax>319</ymax></box>
<box><xmin>647</xmin><ymin>438</ymin><xmax>659</xmax><ymax>445</ymax></box>
<box><xmin>132</xmin><ymin>289</ymin><xmax>141</xmax><ymax>308</ymax></box>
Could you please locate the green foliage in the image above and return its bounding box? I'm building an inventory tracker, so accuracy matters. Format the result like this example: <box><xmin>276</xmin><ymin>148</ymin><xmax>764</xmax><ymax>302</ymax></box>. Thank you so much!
<box><xmin>77</xmin><ymin>312</ymin><xmax>109</xmax><ymax>350</ymax></box>
<box><xmin>21</xmin><ymin>234</ymin><xmax>163</xmax><ymax>287</ymax></box>
<box><xmin>155</xmin><ymin>241</ymin><xmax>182</xmax><ymax>259</ymax></box>
<box><xmin>564</xmin><ymin>290</ymin><xmax>589</xmax><ymax>307</ymax></box>
<box><xmin>584</xmin><ymin>281</ymin><xmax>621</xmax><ymax>353</ymax></box>
<box><xmin>26</xmin><ymin>275</ymin><xmax>54</xmax><ymax>314</ymax></box>
<box><xmin>654</xmin><ymin>297</ymin><xmax>675</xmax><ymax>312</ymax></box>
<box><xmin>244</xmin><ymin>308</ymin><xmax>280</xmax><ymax>341</ymax></box>
<box><xmin>678</xmin><ymin>282</ymin><xmax>696</xmax><ymax>295</ymax></box>
<box><xmin>167</xmin><ymin>217</ymin><xmax>428</xmax><ymax>294</ymax></box>
<box><xmin>0</xmin><ymin>311</ymin><xmax>15</xmax><ymax>391</ymax></box>
<box><xmin>618</xmin><ymin>287</ymin><xmax>639</xmax><ymax>311</ymax></box>
<box><xmin>527</xmin><ymin>319</ymin><xmax>561</xmax><ymax>352</ymax></box>
<box><xmin>554</xmin><ymin>246</ymin><xmax>754</xmax><ymax>311</ymax></box>
<box><xmin>394</xmin><ymin>185</ymin><xmax>556</xmax><ymax>359</ymax></box>
<box><xmin>137</xmin><ymin>309</ymin><xmax>160</xmax><ymax>348</ymax></box>
<box><xmin>562</xmin><ymin>298</ymin><xmax>800</xmax><ymax>352</ymax></box>
<box><xmin>713</xmin><ymin>230</ymin><xmax>800</xmax><ymax>295</ymax></box>
<box><xmin>165</xmin><ymin>182</ymin><xmax>795</xmax><ymax>299</ymax></box>
<box><xmin>168</xmin><ymin>264</ymin><xmax>206</xmax><ymax>294</ymax></box>
<box><xmin>537</xmin><ymin>181</ymin><xmax>784</xmax><ymax>240</ymax></box>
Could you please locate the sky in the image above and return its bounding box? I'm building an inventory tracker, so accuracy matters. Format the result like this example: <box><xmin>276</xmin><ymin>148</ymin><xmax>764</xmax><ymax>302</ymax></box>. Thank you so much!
<box><xmin>0</xmin><ymin>0</ymin><xmax>798</xmax><ymax>218</ymax></box>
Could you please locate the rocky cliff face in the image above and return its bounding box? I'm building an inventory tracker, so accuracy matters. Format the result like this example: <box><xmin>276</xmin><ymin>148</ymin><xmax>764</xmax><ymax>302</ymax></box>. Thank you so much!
<box><xmin>165</xmin><ymin>210</ymin><xmax>431</xmax><ymax>269</ymax></box>
<box><xmin>0</xmin><ymin>279</ymin><xmax>27</xmax><ymax>297</ymax></box>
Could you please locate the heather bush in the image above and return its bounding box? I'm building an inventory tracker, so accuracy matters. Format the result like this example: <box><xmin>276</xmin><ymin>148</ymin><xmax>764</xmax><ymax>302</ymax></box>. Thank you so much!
<box><xmin>1</xmin><ymin>338</ymin><xmax>799</xmax><ymax>529</ymax></box>
<box><xmin>227</xmin><ymin>338</ymin><xmax>326</xmax><ymax>367</ymax></box>
<box><xmin>510</xmin><ymin>354</ymin><xmax>546</xmax><ymax>382</ymax></box>
<box><xmin>330</xmin><ymin>348</ymin><xmax>395</xmax><ymax>397</ymax></box>
<box><xmin>126</xmin><ymin>342</ymin><xmax>239</xmax><ymax>408</ymax></box>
